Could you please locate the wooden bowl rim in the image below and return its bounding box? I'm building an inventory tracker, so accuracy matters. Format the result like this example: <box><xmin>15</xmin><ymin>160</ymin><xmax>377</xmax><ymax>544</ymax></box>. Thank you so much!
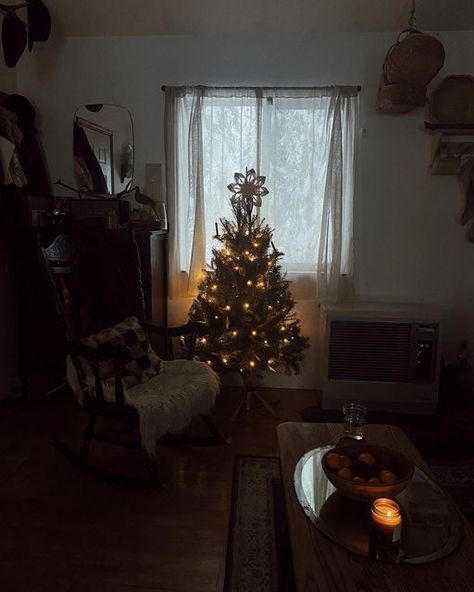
<box><xmin>322</xmin><ymin>443</ymin><xmax>414</xmax><ymax>487</ymax></box>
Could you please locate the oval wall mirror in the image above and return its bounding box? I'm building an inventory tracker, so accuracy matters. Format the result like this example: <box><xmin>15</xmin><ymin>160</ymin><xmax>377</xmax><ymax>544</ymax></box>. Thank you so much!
<box><xmin>73</xmin><ymin>104</ymin><xmax>134</xmax><ymax>196</ymax></box>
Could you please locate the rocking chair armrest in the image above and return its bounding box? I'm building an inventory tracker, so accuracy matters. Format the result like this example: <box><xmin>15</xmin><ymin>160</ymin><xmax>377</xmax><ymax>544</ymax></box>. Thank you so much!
<box><xmin>143</xmin><ymin>321</ymin><xmax>210</xmax><ymax>338</ymax></box>
<box><xmin>69</xmin><ymin>341</ymin><xmax>127</xmax><ymax>405</ymax></box>
<box><xmin>143</xmin><ymin>321</ymin><xmax>209</xmax><ymax>360</ymax></box>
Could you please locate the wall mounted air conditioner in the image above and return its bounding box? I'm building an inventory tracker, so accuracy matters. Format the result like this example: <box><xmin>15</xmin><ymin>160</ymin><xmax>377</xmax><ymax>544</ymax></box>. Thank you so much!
<box><xmin>320</xmin><ymin>303</ymin><xmax>442</xmax><ymax>414</ymax></box>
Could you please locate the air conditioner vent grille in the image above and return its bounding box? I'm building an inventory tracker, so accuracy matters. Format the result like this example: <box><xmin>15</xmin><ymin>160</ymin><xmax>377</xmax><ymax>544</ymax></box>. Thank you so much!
<box><xmin>328</xmin><ymin>321</ymin><xmax>411</xmax><ymax>382</ymax></box>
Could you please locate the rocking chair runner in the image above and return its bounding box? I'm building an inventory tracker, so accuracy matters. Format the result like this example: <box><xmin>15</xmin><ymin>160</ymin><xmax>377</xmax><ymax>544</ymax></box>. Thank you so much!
<box><xmin>38</xmin><ymin>231</ymin><xmax>227</xmax><ymax>486</ymax></box>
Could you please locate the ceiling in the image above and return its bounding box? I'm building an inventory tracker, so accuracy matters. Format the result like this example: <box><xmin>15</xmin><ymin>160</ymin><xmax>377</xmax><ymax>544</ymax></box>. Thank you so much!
<box><xmin>46</xmin><ymin>0</ymin><xmax>474</xmax><ymax>36</ymax></box>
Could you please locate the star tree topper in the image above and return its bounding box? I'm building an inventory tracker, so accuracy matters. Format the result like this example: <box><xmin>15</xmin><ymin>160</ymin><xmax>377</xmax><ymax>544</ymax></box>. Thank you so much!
<box><xmin>227</xmin><ymin>167</ymin><xmax>269</xmax><ymax>217</ymax></box>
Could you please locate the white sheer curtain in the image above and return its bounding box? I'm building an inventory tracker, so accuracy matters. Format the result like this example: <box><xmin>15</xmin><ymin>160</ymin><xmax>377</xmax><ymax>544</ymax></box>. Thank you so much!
<box><xmin>165</xmin><ymin>86</ymin><xmax>358</xmax><ymax>314</ymax></box>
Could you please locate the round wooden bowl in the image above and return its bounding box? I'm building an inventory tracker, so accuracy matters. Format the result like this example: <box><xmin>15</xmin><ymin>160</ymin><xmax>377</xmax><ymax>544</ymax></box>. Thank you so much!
<box><xmin>321</xmin><ymin>443</ymin><xmax>414</xmax><ymax>502</ymax></box>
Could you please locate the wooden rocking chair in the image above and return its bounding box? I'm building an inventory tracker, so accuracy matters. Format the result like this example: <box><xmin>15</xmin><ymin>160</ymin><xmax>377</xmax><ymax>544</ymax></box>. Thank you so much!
<box><xmin>38</xmin><ymin>231</ymin><xmax>227</xmax><ymax>487</ymax></box>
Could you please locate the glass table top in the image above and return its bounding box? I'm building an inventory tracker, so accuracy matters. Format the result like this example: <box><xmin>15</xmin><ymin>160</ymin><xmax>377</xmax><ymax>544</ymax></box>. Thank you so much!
<box><xmin>294</xmin><ymin>445</ymin><xmax>463</xmax><ymax>564</ymax></box>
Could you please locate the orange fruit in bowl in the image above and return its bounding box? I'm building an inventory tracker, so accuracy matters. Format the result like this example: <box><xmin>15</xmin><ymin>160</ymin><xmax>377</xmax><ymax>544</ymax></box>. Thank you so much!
<box><xmin>379</xmin><ymin>469</ymin><xmax>398</xmax><ymax>484</ymax></box>
<box><xmin>336</xmin><ymin>467</ymin><xmax>353</xmax><ymax>480</ymax></box>
<box><xmin>340</xmin><ymin>455</ymin><xmax>351</xmax><ymax>468</ymax></box>
<box><xmin>326</xmin><ymin>452</ymin><xmax>343</xmax><ymax>471</ymax></box>
<box><xmin>368</xmin><ymin>476</ymin><xmax>381</xmax><ymax>484</ymax></box>
<box><xmin>352</xmin><ymin>476</ymin><xmax>366</xmax><ymax>482</ymax></box>
<box><xmin>357</xmin><ymin>452</ymin><xmax>376</xmax><ymax>467</ymax></box>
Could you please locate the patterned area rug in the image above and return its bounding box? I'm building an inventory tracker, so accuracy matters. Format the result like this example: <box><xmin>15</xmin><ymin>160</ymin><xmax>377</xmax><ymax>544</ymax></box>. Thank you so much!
<box><xmin>225</xmin><ymin>455</ymin><xmax>474</xmax><ymax>591</ymax></box>
<box><xmin>224</xmin><ymin>456</ymin><xmax>295</xmax><ymax>592</ymax></box>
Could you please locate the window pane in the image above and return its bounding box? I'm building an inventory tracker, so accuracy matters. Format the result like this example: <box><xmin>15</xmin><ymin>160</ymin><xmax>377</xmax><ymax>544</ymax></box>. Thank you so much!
<box><xmin>261</xmin><ymin>97</ymin><xmax>330</xmax><ymax>272</ymax></box>
<box><xmin>175</xmin><ymin>90</ymin><xmax>357</xmax><ymax>277</ymax></box>
<box><xmin>201</xmin><ymin>96</ymin><xmax>260</xmax><ymax>264</ymax></box>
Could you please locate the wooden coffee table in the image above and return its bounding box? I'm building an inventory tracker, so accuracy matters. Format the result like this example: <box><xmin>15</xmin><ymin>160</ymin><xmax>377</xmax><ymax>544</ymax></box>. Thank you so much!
<box><xmin>277</xmin><ymin>422</ymin><xmax>474</xmax><ymax>592</ymax></box>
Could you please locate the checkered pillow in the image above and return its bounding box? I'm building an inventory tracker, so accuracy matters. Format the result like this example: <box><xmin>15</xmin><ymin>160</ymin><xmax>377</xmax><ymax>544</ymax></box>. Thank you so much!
<box><xmin>81</xmin><ymin>316</ymin><xmax>162</xmax><ymax>389</ymax></box>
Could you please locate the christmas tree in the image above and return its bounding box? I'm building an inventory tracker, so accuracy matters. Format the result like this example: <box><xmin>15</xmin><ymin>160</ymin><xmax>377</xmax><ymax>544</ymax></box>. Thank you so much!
<box><xmin>189</xmin><ymin>168</ymin><xmax>309</xmax><ymax>392</ymax></box>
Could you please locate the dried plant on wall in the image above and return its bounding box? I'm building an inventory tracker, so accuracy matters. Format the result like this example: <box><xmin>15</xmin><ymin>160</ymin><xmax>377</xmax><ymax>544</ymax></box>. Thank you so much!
<box><xmin>0</xmin><ymin>0</ymin><xmax>50</xmax><ymax>68</ymax></box>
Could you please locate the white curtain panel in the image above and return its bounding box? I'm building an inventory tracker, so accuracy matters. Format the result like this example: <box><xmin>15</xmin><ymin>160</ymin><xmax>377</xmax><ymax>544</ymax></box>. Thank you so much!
<box><xmin>164</xmin><ymin>86</ymin><xmax>359</xmax><ymax>306</ymax></box>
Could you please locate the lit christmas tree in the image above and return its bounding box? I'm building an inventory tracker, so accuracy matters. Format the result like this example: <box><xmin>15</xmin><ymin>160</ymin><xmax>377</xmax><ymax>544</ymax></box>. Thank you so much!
<box><xmin>189</xmin><ymin>168</ymin><xmax>308</xmax><ymax>415</ymax></box>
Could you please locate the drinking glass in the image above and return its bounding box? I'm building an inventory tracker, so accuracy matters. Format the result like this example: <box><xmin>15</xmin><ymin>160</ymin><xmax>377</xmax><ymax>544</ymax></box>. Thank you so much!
<box><xmin>342</xmin><ymin>402</ymin><xmax>367</xmax><ymax>440</ymax></box>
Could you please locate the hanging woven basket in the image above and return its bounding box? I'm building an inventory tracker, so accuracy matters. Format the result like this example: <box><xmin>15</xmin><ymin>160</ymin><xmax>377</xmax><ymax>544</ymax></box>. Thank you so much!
<box><xmin>384</xmin><ymin>29</ymin><xmax>445</xmax><ymax>86</ymax></box>
<box><xmin>429</xmin><ymin>75</ymin><xmax>474</xmax><ymax>124</ymax></box>
<box><xmin>376</xmin><ymin>75</ymin><xmax>426</xmax><ymax>114</ymax></box>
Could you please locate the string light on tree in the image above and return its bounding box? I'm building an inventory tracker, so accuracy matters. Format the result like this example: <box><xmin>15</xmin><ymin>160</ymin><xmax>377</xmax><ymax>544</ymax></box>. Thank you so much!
<box><xmin>189</xmin><ymin>167</ymin><xmax>309</xmax><ymax>405</ymax></box>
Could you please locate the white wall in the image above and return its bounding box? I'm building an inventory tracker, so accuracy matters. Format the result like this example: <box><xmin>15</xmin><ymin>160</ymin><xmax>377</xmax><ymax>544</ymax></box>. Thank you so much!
<box><xmin>1</xmin><ymin>61</ymin><xmax>17</xmax><ymax>93</ymax></box>
<box><xmin>16</xmin><ymin>32</ymin><xmax>474</xmax><ymax>388</ymax></box>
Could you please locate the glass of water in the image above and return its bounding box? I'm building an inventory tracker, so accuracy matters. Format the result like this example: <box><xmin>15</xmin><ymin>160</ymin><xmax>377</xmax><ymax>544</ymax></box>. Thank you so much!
<box><xmin>342</xmin><ymin>402</ymin><xmax>367</xmax><ymax>440</ymax></box>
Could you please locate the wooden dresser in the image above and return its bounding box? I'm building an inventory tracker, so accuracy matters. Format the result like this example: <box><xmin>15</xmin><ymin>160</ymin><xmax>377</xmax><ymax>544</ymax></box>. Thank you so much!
<box><xmin>13</xmin><ymin>226</ymin><xmax>168</xmax><ymax>396</ymax></box>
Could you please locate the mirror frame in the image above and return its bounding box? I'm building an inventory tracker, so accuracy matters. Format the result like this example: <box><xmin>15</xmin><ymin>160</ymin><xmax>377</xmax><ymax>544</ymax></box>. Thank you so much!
<box><xmin>73</xmin><ymin>103</ymin><xmax>134</xmax><ymax>197</ymax></box>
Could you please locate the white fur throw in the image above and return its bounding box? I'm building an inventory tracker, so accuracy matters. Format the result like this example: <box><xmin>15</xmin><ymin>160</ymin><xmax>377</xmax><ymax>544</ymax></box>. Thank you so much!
<box><xmin>66</xmin><ymin>357</ymin><xmax>220</xmax><ymax>456</ymax></box>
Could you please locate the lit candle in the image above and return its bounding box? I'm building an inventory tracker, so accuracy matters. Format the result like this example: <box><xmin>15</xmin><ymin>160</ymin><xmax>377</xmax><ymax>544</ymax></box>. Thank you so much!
<box><xmin>369</xmin><ymin>498</ymin><xmax>402</xmax><ymax>562</ymax></box>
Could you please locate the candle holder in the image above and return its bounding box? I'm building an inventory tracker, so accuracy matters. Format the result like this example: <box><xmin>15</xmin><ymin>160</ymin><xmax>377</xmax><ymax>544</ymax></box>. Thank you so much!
<box><xmin>369</xmin><ymin>497</ymin><xmax>402</xmax><ymax>563</ymax></box>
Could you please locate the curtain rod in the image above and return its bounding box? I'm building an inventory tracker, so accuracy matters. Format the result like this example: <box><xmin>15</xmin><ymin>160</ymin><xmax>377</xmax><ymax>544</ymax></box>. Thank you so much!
<box><xmin>161</xmin><ymin>85</ymin><xmax>362</xmax><ymax>92</ymax></box>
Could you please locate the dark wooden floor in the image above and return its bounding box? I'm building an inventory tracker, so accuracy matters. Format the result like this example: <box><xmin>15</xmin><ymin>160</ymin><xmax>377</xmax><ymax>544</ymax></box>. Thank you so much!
<box><xmin>0</xmin><ymin>386</ymin><xmax>316</xmax><ymax>592</ymax></box>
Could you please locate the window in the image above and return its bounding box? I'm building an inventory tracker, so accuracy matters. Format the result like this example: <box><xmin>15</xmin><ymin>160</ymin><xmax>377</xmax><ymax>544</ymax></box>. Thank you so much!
<box><xmin>166</xmin><ymin>86</ymin><xmax>359</xmax><ymax>300</ymax></box>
